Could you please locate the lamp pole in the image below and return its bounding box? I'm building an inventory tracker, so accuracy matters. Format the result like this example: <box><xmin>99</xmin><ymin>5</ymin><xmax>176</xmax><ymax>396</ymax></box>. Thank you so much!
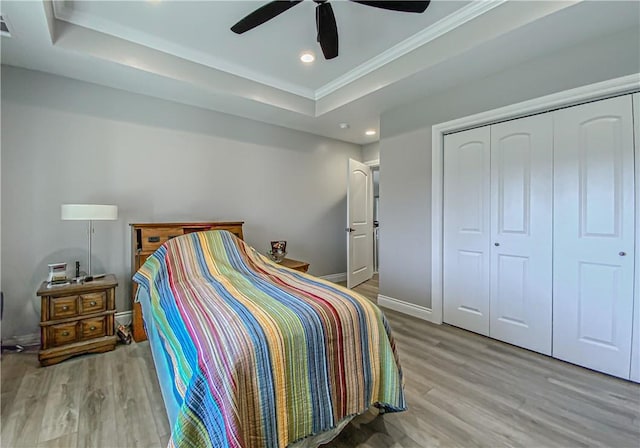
<box><xmin>88</xmin><ymin>219</ymin><xmax>94</xmax><ymax>275</ymax></box>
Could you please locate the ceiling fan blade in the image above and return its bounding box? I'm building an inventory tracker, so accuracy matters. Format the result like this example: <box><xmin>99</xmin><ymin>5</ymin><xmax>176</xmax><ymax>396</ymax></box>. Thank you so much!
<box><xmin>316</xmin><ymin>2</ymin><xmax>338</xmax><ymax>60</ymax></box>
<box><xmin>231</xmin><ymin>1</ymin><xmax>303</xmax><ymax>34</ymax></box>
<box><xmin>350</xmin><ymin>1</ymin><xmax>430</xmax><ymax>13</ymax></box>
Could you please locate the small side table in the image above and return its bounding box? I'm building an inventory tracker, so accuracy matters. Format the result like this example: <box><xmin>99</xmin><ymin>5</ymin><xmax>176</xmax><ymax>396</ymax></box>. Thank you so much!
<box><xmin>280</xmin><ymin>258</ymin><xmax>310</xmax><ymax>273</ymax></box>
<box><xmin>37</xmin><ymin>274</ymin><xmax>118</xmax><ymax>366</ymax></box>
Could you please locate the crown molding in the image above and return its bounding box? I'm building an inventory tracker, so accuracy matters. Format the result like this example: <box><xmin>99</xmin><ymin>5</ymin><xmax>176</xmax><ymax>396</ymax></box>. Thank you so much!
<box><xmin>52</xmin><ymin>0</ymin><xmax>506</xmax><ymax>105</ymax></box>
<box><xmin>51</xmin><ymin>1</ymin><xmax>316</xmax><ymax>100</ymax></box>
<box><xmin>314</xmin><ymin>0</ymin><xmax>506</xmax><ymax>100</ymax></box>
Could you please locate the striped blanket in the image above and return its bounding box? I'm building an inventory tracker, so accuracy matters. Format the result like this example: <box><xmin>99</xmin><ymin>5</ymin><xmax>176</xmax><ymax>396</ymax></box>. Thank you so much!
<box><xmin>133</xmin><ymin>230</ymin><xmax>406</xmax><ymax>448</ymax></box>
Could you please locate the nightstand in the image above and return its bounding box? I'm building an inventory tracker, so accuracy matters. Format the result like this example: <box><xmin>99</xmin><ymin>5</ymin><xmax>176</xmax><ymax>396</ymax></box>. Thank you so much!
<box><xmin>280</xmin><ymin>258</ymin><xmax>310</xmax><ymax>273</ymax></box>
<box><xmin>37</xmin><ymin>274</ymin><xmax>118</xmax><ymax>366</ymax></box>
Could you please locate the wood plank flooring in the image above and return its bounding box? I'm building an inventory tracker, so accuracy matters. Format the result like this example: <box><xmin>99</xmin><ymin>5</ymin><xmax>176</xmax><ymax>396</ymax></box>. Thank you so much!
<box><xmin>2</xmin><ymin>274</ymin><xmax>639</xmax><ymax>447</ymax></box>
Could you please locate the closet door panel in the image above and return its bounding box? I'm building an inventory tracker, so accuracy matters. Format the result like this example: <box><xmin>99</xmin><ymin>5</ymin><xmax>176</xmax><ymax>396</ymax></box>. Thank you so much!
<box><xmin>444</xmin><ymin>127</ymin><xmax>491</xmax><ymax>335</ymax></box>
<box><xmin>553</xmin><ymin>95</ymin><xmax>635</xmax><ymax>379</ymax></box>
<box><xmin>631</xmin><ymin>92</ymin><xmax>640</xmax><ymax>383</ymax></box>
<box><xmin>490</xmin><ymin>114</ymin><xmax>553</xmax><ymax>355</ymax></box>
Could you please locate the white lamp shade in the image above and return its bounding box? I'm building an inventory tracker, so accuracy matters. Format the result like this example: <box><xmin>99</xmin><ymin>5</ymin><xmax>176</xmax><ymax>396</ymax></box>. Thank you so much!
<box><xmin>61</xmin><ymin>204</ymin><xmax>118</xmax><ymax>220</ymax></box>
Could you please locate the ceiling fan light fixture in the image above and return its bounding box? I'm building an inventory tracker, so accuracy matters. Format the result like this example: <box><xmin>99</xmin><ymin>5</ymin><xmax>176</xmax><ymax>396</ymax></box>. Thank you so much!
<box><xmin>230</xmin><ymin>1</ymin><xmax>431</xmax><ymax>60</ymax></box>
<box><xmin>365</xmin><ymin>129</ymin><xmax>377</xmax><ymax>136</ymax></box>
<box><xmin>300</xmin><ymin>52</ymin><xmax>315</xmax><ymax>63</ymax></box>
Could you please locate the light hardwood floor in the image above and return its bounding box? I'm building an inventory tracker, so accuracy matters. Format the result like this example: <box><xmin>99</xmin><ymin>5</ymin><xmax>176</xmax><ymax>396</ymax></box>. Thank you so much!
<box><xmin>2</xmin><ymin>274</ymin><xmax>639</xmax><ymax>447</ymax></box>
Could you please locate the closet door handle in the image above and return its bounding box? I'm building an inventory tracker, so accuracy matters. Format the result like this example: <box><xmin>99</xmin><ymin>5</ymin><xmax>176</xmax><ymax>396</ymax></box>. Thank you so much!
<box><xmin>494</xmin><ymin>242</ymin><xmax>500</xmax><ymax>247</ymax></box>
<box><xmin>619</xmin><ymin>251</ymin><xmax>626</xmax><ymax>256</ymax></box>
<box><xmin>345</xmin><ymin>228</ymin><xmax>355</xmax><ymax>233</ymax></box>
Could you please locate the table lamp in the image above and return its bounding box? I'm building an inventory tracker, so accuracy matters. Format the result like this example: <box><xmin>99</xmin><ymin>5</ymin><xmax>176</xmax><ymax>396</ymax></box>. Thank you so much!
<box><xmin>61</xmin><ymin>204</ymin><xmax>118</xmax><ymax>276</ymax></box>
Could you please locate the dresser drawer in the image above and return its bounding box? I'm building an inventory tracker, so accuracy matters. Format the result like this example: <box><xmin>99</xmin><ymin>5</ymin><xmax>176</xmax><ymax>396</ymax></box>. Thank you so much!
<box><xmin>49</xmin><ymin>323</ymin><xmax>77</xmax><ymax>347</ymax></box>
<box><xmin>80</xmin><ymin>317</ymin><xmax>106</xmax><ymax>340</ymax></box>
<box><xmin>141</xmin><ymin>227</ymin><xmax>184</xmax><ymax>252</ymax></box>
<box><xmin>50</xmin><ymin>296</ymin><xmax>78</xmax><ymax>320</ymax></box>
<box><xmin>80</xmin><ymin>292</ymin><xmax>106</xmax><ymax>315</ymax></box>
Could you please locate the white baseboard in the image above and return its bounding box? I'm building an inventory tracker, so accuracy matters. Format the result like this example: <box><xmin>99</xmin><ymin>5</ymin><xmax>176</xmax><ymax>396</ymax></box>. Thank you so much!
<box><xmin>377</xmin><ymin>294</ymin><xmax>439</xmax><ymax>324</ymax></box>
<box><xmin>320</xmin><ymin>272</ymin><xmax>347</xmax><ymax>283</ymax></box>
<box><xmin>115</xmin><ymin>311</ymin><xmax>132</xmax><ymax>326</ymax></box>
<box><xmin>3</xmin><ymin>332</ymin><xmax>40</xmax><ymax>347</ymax></box>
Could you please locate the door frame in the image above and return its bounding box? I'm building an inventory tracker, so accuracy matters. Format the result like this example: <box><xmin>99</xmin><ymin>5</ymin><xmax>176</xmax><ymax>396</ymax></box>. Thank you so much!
<box><xmin>632</xmin><ymin>93</ymin><xmax>640</xmax><ymax>382</ymax></box>
<box><xmin>430</xmin><ymin>73</ymin><xmax>639</xmax><ymax>325</ymax></box>
<box><xmin>366</xmin><ymin>160</ymin><xmax>380</xmax><ymax>274</ymax></box>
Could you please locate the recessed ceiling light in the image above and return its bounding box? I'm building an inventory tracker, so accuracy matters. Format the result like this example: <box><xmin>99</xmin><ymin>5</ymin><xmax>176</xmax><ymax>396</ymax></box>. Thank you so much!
<box><xmin>365</xmin><ymin>130</ymin><xmax>377</xmax><ymax>136</ymax></box>
<box><xmin>339</xmin><ymin>123</ymin><xmax>350</xmax><ymax>129</ymax></box>
<box><xmin>300</xmin><ymin>52</ymin><xmax>315</xmax><ymax>63</ymax></box>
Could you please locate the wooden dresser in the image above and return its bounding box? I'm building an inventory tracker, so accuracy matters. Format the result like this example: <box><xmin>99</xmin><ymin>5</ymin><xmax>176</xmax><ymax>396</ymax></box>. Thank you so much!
<box><xmin>130</xmin><ymin>221</ymin><xmax>244</xmax><ymax>342</ymax></box>
<box><xmin>37</xmin><ymin>274</ymin><xmax>118</xmax><ymax>366</ymax></box>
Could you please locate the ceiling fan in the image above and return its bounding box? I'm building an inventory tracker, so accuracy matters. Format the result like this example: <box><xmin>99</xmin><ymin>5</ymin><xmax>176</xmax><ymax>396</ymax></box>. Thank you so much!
<box><xmin>230</xmin><ymin>1</ymin><xmax>431</xmax><ymax>60</ymax></box>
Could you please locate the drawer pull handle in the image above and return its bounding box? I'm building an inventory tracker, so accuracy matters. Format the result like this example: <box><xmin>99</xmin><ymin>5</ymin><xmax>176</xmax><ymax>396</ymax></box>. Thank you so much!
<box><xmin>62</xmin><ymin>305</ymin><xmax>69</xmax><ymax>311</ymax></box>
<box><xmin>89</xmin><ymin>326</ymin><xmax>97</xmax><ymax>331</ymax></box>
<box><xmin>61</xmin><ymin>331</ymin><xmax>70</xmax><ymax>337</ymax></box>
<box><xmin>148</xmin><ymin>236</ymin><xmax>160</xmax><ymax>243</ymax></box>
<box><xmin>89</xmin><ymin>301</ymin><xmax>97</xmax><ymax>306</ymax></box>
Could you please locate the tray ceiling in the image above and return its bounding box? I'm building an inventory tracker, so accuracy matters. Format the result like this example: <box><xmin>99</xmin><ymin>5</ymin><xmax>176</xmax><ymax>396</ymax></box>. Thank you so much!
<box><xmin>53</xmin><ymin>0</ymin><xmax>472</xmax><ymax>96</ymax></box>
<box><xmin>1</xmin><ymin>1</ymin><xmax>638</xmax><ymax>144</ymax></box>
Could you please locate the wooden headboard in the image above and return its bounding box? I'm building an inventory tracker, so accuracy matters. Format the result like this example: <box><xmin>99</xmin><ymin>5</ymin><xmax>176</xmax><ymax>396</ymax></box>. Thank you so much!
<box><xmin>129</xmin><ymin>221</ymin><xmax>244</xmax><ymax>342</ymax></box>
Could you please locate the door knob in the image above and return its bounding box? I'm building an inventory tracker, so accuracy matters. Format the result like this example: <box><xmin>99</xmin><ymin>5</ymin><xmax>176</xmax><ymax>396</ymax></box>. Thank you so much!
<box><xmin>619</xmin><ymin>251</ymin><xmax>626</xmax><ymax>256</ymax></box>
<box><xmin>345</xmin><ymin>228</ymin><xmax>355</xmax><ymax>233</ymax></box>
<box><xmin>494</xmin><ymin>242</ymin><xmax>500</xmax><ymax>247</ymax></box>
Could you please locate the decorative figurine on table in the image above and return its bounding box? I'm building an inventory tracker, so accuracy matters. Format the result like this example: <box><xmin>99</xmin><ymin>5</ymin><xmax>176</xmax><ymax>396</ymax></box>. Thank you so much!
<box><xmin>267</xmin><ymin>240</ymin><xmax>287</xmax><ymax>263</ymax></box>
<box><xmin>47</xmin><ymin>262</ymin><xmax>70</xmax><ymax>287</ymax></box>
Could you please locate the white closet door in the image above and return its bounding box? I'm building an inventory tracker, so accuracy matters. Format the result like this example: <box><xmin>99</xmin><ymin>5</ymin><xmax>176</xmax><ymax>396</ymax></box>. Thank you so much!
<box><xmin>444</xmin><ymin>127</ymin><xmax>491</xmax><ymax>335</ymax></box>
<box><xmin>553</xmin><ymin>95</ymin><xmax>635</xmax><ymax>379</ymax></box>
<box><xmin>631</xmin><ymin>93</ymin><xmax>640</xmax><ymax>383</ymax></box>
<box><xmin>489</xmin><ymin>114</ymin><xmax>553</xmax><ymax>355</ymax></box>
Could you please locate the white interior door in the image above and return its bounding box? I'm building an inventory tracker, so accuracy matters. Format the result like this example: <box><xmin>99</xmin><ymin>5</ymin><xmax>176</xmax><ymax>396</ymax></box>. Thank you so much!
<box><xmin>553</xmin><ymin>95</ymin><xmax>635</xmax><ymax>379</ymax></box>
<box><xmin>489</xmin><ymin>114</ymin><xmax>553</xmax><ymax>355</ymax></box>
<box><xmin>631</xmin><ymin>93</ymin><xmax>640</xmax><ymax>383</ymax></box>
<box><xmin>443</xmin><ymin>127</ymin><xmax>491</xmax><ymax>336</ymax></box>
<box><xmin>347</xmin><ymin>159</ymin><xmax>373</xmax><ymax>289</ymax></box>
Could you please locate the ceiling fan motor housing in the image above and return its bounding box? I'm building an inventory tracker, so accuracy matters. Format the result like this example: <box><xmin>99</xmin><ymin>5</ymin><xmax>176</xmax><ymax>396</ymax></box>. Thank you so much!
<box><xmin>231</xmin><ymin>0</ymin><xmax>431</xmax><ymax>60</ymax></box>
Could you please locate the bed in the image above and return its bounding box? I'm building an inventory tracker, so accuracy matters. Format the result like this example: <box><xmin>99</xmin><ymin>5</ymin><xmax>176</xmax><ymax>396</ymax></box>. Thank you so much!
<box><xmin>133</xmin><ymin>230</ymin><xmax>406</xmax><ymax>448</ymax></box>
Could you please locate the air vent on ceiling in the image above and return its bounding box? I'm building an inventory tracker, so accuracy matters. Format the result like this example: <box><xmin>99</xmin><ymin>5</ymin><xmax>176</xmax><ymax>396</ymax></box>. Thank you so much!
<box><xmin>0</xmin><ymin>14</ymin><xmax>12</xmax><ymax>37</ymax></box>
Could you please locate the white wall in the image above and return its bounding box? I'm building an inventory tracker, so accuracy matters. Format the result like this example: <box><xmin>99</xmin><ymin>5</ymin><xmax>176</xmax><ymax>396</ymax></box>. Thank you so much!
<box><xmin>0</xmin><ymin>66</ymin><xmax>2</xmax><ymax>322</ymax></box>
<box><xmin>0</xmin><ymin>66</ymin><xmax>361</xmax><ymax>339</ymax></box>
<box><xmin>379</xmin><ymin>27</ymin><xmax>640</xmax><ymax>309</ymax></box>
<box><xmin>361</xmin><ymin>142</ymin><xmax>380</xmax><ymax>163</ymax></box>
<box><xmin>379</xmin><ymin>129</ymin><xmax>431</xmax><ymax>304</ymax></box>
